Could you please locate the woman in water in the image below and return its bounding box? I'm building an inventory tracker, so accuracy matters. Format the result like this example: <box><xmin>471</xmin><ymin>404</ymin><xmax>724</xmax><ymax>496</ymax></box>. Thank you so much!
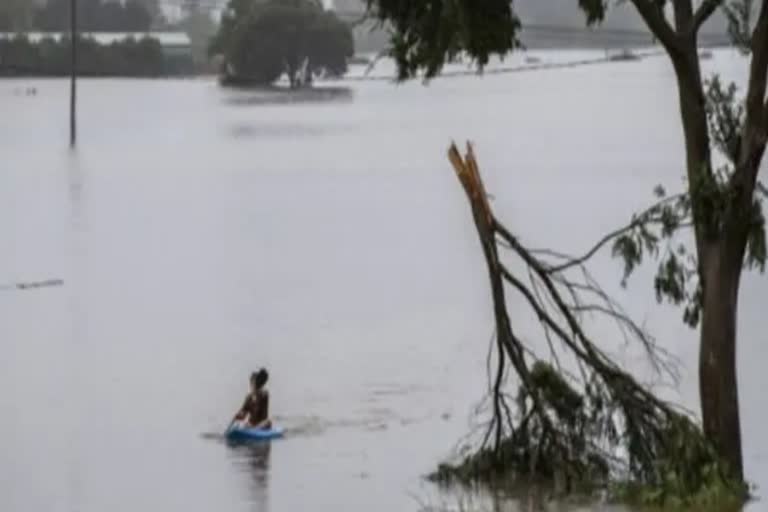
<box><xmin>231</xmin><ymin>369</ymin><xmax>272</xmax><ymax>430</ymax></box>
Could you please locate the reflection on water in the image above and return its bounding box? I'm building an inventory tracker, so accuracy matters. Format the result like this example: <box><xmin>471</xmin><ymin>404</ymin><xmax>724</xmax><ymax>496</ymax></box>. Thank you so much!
<box><xmin>228</xmin><ymin>123</ymin><xmax>333</xmax><ymax>139</ymax></box>
<box><xmin>229</xmin><ymin>442</ymin><xmax>271</xmax><ymax>510</ymax></box>
<box><xmin>221</xmin><ymin>86</ymin><xmax>354</xmax><ymax>106</ymax></box>
<box><xmin>417</xmin><ymin>485</ymin><xmax>634</xmax><ymax>512</ymax></box>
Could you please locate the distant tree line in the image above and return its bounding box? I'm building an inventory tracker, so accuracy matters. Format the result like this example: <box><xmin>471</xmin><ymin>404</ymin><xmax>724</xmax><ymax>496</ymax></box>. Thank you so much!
<box><xmin>0</xmin><ymin>35</ymin><xmax>192</xmax><ymax>76</ymax></box>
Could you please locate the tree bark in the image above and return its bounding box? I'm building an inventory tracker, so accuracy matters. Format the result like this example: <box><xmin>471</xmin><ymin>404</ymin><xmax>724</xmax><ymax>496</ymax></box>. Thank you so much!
<box><xmin>669</xmin><ymin>38</ymin><xmax>748</xmax><ymax>479</ymax></box>
<box><xmin>668</xmin><ymin>35</ymin><xmax>712</xmax><ymax>256</ymax></box>
<box><xmin>699</xmin><ymin>244</ymin><xmax>744</xmax><ymax>479</ymax></box>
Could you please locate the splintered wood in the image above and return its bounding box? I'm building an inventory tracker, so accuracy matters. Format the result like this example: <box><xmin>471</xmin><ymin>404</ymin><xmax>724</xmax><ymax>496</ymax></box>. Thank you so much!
<box><xmin>448</xmin><ymin>142</ymin><xmax>494</xmax><ymax>232</ymax></box>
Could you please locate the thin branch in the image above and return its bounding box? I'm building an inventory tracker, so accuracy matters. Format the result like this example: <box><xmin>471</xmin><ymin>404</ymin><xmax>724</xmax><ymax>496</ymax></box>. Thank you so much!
<box><xmin>500</xmin><ymin>263</ymin><xmax>594</xmax><ymax>364</ymax></box>
<box><xmin>738</xmin><ymin>0</ymin><xmax>768</xmax><ymax>191</ymax></box>
<box><xmin>544</xmin><ymin>193</ymin><xmax>687</xmax><ymax>273</ymax></box>
<box><xmin>749</xmin><ymin>0</ymin><xmax>768</xmax><ymax>99</ymax></box>
<box><xmin>527</xmin><ymin>269</ymin><xmax>564</xmax><ymax>371</ymax></box>
<box><xmin>547</xmin><ymin>224</ymin><xmax>637</xmax><ymax>273</ymax></box>
<box><xmin>493</xmin><ymin>340</ymin><xmax>506</xmax><ymax>451</ymax></box>
<box><xmin>572</xmin><ymin>303</ymin><xmax>681</xmax><ymax>381</ymax></box>
<box><xmin>529</xmin><ymin>247</ymin><xmax>575</xmax><ymax>262</ymax></box>
<box><xmin>495</xmin><ymin>215</ymin><xmax>677</xmax><ymax>416</ymax></box>
<box><xmin>629</xmin><ymin>0</ymin><xmax>684</xmax><ymax>55</ymax></box>
<box><xmin>0</xmin><ymin>278</ymin><xmax>64</xmax><ymax>291</ymax></box>
<box><xmin>692</xmin><ymin>0</ymin><xmax>725</xmax><ymax>33</ymax></box>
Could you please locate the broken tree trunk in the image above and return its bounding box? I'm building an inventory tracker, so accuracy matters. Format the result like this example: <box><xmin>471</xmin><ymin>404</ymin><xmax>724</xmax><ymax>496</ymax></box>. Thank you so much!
<box><xmin>438</xmin><ymin>142</ymin><xmax>746</xmax><ymax>505</ymax></box>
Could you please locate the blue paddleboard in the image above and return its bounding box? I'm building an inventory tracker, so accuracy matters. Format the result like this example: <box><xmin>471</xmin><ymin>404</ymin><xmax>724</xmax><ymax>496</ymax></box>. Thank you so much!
<box><xmin>226</xmin><ymin>427</ymin><xmax>284</xmax><ymax>443</ymax></box>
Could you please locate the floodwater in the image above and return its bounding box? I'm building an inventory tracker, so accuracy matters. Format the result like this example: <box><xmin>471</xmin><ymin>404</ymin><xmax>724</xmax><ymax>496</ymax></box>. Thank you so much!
<box><xmin>1</xmin><ymin>50</ymin><xmax>766</xmax><ymax>512</ymax></box>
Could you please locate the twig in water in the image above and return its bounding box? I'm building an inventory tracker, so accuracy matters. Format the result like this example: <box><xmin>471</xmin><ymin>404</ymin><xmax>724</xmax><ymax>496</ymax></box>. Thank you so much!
<box><xmin>0</xmin><ymin>279</ymin><xmax>64</xmax><ymax>291</ymax></box>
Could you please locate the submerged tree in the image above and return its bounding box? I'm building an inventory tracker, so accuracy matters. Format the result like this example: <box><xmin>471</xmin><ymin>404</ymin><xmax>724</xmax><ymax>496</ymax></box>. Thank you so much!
<box><xmin>209</xmin><ymin>0</ymin><xmax>353</xmax><ymax>87</ymax></box>
<box><xmin>366</xmin><ymin>0</ymin><xmax>768</xmax><ymax>500</ymax></box>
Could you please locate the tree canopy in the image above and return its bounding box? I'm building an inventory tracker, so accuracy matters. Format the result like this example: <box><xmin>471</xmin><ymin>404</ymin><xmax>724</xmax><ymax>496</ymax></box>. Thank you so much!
<box><xmin>367</xmin><ymin>0</ymin><xmax>609</xmax><ymax>80</ymax></box>
<box><xmin>210</xmin><ymin>0</ymin><xmax>354</xmax><ymax>87</ymax></box>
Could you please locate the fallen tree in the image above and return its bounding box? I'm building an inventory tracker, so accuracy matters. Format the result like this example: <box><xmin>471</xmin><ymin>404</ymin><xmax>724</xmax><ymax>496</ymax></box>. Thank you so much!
<box><xmin>430</xmin><ymin>143</ymin><xmax>748</xmax><ymax>508</ymax></box>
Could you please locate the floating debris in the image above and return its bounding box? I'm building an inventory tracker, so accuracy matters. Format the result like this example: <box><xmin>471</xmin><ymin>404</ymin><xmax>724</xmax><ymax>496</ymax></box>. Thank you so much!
<box><xmin>0</xmin><ymin>279</ymin><xmax>64</xmax><ymax>291</ymax></box>
<box><xmin>606</xmin><ymin>48</ymin><xmax>642</xmax><ymax>61</ymax></box>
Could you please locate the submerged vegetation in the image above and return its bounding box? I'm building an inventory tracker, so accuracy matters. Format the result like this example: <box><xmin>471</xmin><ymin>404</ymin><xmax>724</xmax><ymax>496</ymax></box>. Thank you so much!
<box><xmin>210</xmin><ymin>0</ymin><xmax>353</xmax><ymax>88</ymax></box>
<box><xmin>424</xmin><ymin>143</ymin><xmax>751</xmax><ymax>509</ymax></box>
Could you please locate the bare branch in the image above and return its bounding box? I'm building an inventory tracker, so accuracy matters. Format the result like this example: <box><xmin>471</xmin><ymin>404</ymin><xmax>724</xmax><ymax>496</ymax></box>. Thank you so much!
<box><xmin>727</xmin><ymin>0</ymin><xmax>768</xmax><ymax>221</ymax></box>
<box><xmin>740</xmin><ymin>0</ymin><xmax>768</xmax><ymax>184</ymax></box>
<box><xmin>0</xmin><ymin>278</ymin><xmax>64</xmax><ymax>291</ymax></box>
<box><xmin>500</xmin><ymin>263</ymin><xmax>592</xmax><ymax>362</ymax></box>
<box><xmin>629</xmin><ymin>0</ymin><xmax>683</xmax><ymax>55</ymax></box>
<box><xmin>533</xmin><ymin>193</ymin><xmax>688</xmax><ymax>274</ymax></box>
<box><xmin>692</xmin><ymin>0</ymin><xmax>725</xmax><ymax>33</ymax></box>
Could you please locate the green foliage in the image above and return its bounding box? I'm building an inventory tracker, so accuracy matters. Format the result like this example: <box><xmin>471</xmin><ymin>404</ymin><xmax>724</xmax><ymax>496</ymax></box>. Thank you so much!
<box><xmin>432</xmin><ymin>361</ymin><xmax>747</xmax><ymax>509</ymax></box>
<box><xmin>210</xmin><ymin>0</ymin><xmax>353</xmax><ymax>87</ymax></box>
<box><xmin>367</xmin><ymin>0</ymin><xmax>520</xmax><ymax>80</ymax></box>
<box><xmin>746</xmin><ymin>191</ymin><xmax>768</xmax><ymax>272</ymax></box>
<box><xmin>612</xmin><ymin>419</ymin><xmax>749</xmax><ymax>510</ymax></box>
<box><xmin>431</xmin><ymin>362</ymin><xmax>610</xmax><ymax>490</ymax></box>
<box><xmin>724</xmin><ymin>0</ymin><xmax>754</xmax><ymax>54</ymax></box>
<box><xmin>366</xmin><ymin>0</ymin><xmax>606</xmax><ymax>80</ymax></box>
<box><xmin>610</xmin><ymin>75</ymin><xmax>767</xmax><ymax>329</ymax></box>
<box><xmin>704</xmin><ymin>77</ymin><xmax>744</xmax><ymax>164</ymax></box>
<box><xmin>207</xmin><ymin>0</ymin><xmax>252</xmax><ymax>57</ymax></box>
<box><xmin>0</xmin><ymin>34</ymin><xmax>190</xmax><ymax>76</ymax></box>
<box><xmin>578</xmin><ymin>0</ymin><xmax>608</xmax><ymax>25</ymax></box>
<box><xmin>529</xmin><ymin>361</ymin><xmax>584</xmax><ymax>423</ymax></box>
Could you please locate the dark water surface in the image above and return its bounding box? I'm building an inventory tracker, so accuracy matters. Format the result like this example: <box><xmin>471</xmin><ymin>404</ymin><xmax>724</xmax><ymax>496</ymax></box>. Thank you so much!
<box><xmin>1</xmin><ymin>50</ymin><xmax>766</xmax><ymax>512</ymax></box>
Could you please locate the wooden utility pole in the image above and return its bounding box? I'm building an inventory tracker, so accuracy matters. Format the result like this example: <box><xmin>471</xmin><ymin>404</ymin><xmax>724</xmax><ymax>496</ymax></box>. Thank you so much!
<box><xmin>69</xmin><ymin>0</ymin><xmax>77</xmax><ymax>147</ymax></box>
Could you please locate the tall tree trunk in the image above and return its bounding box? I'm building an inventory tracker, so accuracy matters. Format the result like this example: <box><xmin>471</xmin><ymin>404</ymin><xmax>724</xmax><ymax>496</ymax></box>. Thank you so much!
<box><xmin>632</xmin><ymin>0</ymin><xmax>768</xmax><ymax>485</ymax></box>
<box><xmin>672</xmin><ymin>45</ymin><xmax>746</xmax><ymax>479</ymax></box>
<box><xmin>699</xmin><ymin>244</ymin><xmax>744</xmax><ymax>479</ymax></box>
<box><xmin>672</xmin><ymin>49</ymin><xmax>711</xmax><ymax>259</ymax></box>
